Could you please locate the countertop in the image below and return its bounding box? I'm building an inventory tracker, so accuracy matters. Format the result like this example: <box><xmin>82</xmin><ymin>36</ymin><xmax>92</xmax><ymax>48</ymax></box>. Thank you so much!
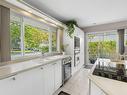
<box><xmin>0</xmin><ymin>55</ymin><xmax>71</xmax><ymax>80</ymax></box>
<box><xmin>88</xmin><ymin>59</ymin><xmax>127</xmax><ymax>95</ymax></box>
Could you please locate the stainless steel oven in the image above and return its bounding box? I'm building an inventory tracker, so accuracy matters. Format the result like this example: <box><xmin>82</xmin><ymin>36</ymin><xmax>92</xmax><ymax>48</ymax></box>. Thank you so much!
<box><xmin>74</xmin><ymin>36</ymin><xmax>80</xmax><ymax>66</ymax></box>
<box><xmin>74</xmin><ymin>36</ymin><xmax>80</xmax><ymax>49</ymax></box>
<box><xmin>62</xmin><ymin>57</ymin><xmax>72</xmax><ymax>84</ymax></box>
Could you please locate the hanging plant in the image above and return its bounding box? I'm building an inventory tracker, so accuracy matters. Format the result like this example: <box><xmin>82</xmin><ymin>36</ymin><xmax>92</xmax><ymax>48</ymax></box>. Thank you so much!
<box><xmin>65</xmin><ymin>20</ymin><xmax>78</xmax><ymax>38</ymax></box>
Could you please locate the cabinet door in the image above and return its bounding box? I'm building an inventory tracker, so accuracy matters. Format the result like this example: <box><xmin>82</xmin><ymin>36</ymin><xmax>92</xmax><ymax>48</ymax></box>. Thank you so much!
<box><xmin>0</xmin><ymin>75</ymin><xmax>18</xmax><ymax>95</ymax></box>
<box><xmin>43</xmin><ymin>64</ymin><xmax>55</xmax><ymax>95</ymax></box>
<box><xmin>54</xmin><ymin>60</ymin><xmax>62</xmax><ymax>91</ymax></box>
<box><xmin>90</xmin><ymin>81</ymin><xmax>106</xmax><ymax>95</ymax></box>
<box><xmin>16</xmin><ymin>67</ymin><xmax>44</xmax><ymax>95</ymax></box>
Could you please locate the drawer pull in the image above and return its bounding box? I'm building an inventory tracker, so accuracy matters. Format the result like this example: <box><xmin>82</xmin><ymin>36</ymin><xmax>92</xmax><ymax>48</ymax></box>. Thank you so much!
<box><xmin>40</xmin><ymin>67</ymin><xmax>43</xmax><ymax>70</ymax></box>
<box><xmin>12</xmin><ymin>77</ymin><xmax>16</xmax><ymax>80</ymax></box>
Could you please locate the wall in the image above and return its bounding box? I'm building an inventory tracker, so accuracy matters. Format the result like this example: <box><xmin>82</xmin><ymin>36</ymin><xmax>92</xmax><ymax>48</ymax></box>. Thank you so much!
<box><xmin>83</xmin><ymin>21</ymin><xmax>127</xmax><ymax>65</ymax></box>
<box><xmin>0</xmin><ymin>5</ymin><xmax>11</xmax><ymax>62</ymax></box>
<box><xmin>63</xmin><ymin>26</ymin><xmax>85</xmax><ymax>75</ymax></box>
<box><xmin>83</xmin><ymin>20</ymin><xmax>127</xmax><ymax>32</ymax></box>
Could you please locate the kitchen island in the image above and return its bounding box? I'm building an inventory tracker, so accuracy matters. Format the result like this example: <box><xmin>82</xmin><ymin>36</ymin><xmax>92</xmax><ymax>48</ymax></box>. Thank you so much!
<box><xmin>88</xmin><ymin>59</ymin><xmax>127</xmax><ymax>95</ymax></box>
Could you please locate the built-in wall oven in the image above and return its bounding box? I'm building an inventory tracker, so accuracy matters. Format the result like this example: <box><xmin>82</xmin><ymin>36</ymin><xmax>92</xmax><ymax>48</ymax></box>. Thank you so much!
<box><xmin>74</xmin><ymin>36</ymin><xmax>80</xmax><ymax>66</ymax></box>
<box><xmin>74</xmin><ymin>36</ymin><xmax>80</xmax><ymax>49</ymax></box>
<box><xmin>62</xmin><ymin>57</ymin><xmax>72</xmax><ymax>84</ymax></box>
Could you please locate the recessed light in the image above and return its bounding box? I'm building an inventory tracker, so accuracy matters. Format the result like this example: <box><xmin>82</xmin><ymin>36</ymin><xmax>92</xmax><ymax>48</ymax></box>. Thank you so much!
<box><xmin>28</xmin><ymin>10</ymin><xmax>32</xmax><ymax>13</ymax></box>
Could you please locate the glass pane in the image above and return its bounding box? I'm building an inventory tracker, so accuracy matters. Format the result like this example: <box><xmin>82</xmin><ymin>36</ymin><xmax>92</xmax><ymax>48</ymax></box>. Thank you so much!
<box><xmin>88</xmin><ymin>32</ymin><xmax>117</xmax><ymax>64</ymax></box>
<box><xmin>52</xmin><ymin>32</ymin><xmax>57</xmax><ymax>52</ymax></box>
<box><xmin>24</xmin><ymin>25</ymin><xmax>49</xmax><ymax>55</ymax></box>
<box><xmin>125</xmin><ymin>30</ymin><xmax>127</xmax><ymax>45</ymax></box>
<box><xmin>103</xmin><ymin>33</ymin><xmax>116</xmax><ymax>58</ymax></box>
<box><xmin>88</xmin><ymin>34</ymin><xmax>100</xmax><ymax>64</ymax></box>
<box><xmin>10</xmin><ymin>21</ymin><xmax>22</xmax><ymax>58</ymax></box>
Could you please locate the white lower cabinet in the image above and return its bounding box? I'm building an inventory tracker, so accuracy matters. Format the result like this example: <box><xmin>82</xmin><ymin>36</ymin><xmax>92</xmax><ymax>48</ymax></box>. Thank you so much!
<box><xmin>0</xmin><ymin>67</ymin><xmax>44</xmax><ymax>95</ymax></box>
<box><xmin>54</xmin><ymin>60</ymin><xmax>62</xmax><ymax>91</ymax></box>
<box><xmin>43</xmin><ymin>60</ymin><xmax>62</xmax><ymax>95</ymax></box>
<box><xmin>43</xmin><ymin>64</ymin><xmax>55</xmax><ymax>95</ymax></box>
<box><xmin>0</xmin><ymin>60</ymin><xmax>62</xmax><ymax>95</ymax></box>
<box><xmin>16</xmin><ymin>67</ymin><xmax>45</xmax><ymax>95</ymax></box>
<box><xmin>0</xmin><ymin>75</ymin><xmax>19</xmax><ymax>95</ymax></box>
<box><xmin>90</xmin><ymin>81</ymin><xmax>107</xmax><ymax>95</ymax></box>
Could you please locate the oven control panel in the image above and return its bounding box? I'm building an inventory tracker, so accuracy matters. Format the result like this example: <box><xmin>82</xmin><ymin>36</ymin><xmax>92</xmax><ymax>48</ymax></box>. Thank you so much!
<box><xmin>62</xmin><ymin>57</ymin><xmax>72</xmax><ymax>64</ymax></box>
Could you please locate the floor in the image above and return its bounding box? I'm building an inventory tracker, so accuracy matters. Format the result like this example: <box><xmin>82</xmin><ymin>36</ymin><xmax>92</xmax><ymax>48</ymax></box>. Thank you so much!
<box><xmin>54</xmin><ymin>68</ymin><xmax>90</xmax><ymax>95</ymax></box>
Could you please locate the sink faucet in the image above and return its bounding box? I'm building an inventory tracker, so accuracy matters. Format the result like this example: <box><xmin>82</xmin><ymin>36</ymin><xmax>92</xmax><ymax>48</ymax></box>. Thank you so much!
<box><xmin>41</xmin><ymin>52</ymin><xmax>45</xmax><ymax>57</ymax></box>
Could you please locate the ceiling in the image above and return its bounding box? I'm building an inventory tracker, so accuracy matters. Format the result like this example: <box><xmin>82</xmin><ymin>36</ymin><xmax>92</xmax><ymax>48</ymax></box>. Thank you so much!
<box><xmin>23</xmin><ymin>0</ymin><xmax>127</xmax><ymax>28</ymax></box>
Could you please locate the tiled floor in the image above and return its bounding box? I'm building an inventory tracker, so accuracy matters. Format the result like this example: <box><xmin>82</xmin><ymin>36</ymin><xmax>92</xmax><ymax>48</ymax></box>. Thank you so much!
<box><xmin>54</xmin><ymin>68</ymin><xmax>90</xmax><ymax>95</ymax></box>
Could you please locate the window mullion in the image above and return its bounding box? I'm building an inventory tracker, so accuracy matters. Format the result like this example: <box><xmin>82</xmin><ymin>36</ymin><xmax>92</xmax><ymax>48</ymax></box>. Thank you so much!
<box><xmin>20</xmin><ymin>17</ymin><xmax>25</xmax><ymax>56</ymax></box>
<box><xmin>49</xmin><ymin>31</ymin><xmax>52</xmax><ymax>53</ymax></box>
<box><xmin>57</xmin><ymin>28</ymin><xmax>62</xmax><ymax>52</ymax></box>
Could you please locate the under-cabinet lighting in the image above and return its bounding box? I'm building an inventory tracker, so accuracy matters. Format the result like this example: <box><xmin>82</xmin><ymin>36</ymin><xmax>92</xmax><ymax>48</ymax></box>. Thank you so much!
<box><xmin>20</xmin><ymin>11</ymin><xmax>32</xmax><ymax>16</ymax></box>
<box><xmin>28</xmin><ymin>10</ymin><xmax>32</xmax><ymax>13</ymax></box>
<box><xmin>39</xmin><ymin>18</ymin><xmax>48</xmax><ymax>24</ymax></box>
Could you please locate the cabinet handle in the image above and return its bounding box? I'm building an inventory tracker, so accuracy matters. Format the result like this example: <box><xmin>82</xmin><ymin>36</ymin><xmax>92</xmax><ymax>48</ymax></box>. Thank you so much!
<box><xmin>40</xmin><ymin>67</ymin><xmax>43</xmax><ymax>70</ymax></box>
<box><xmin>12</xmin><ymin>77</ymin><xmax>16</xmax><ymax>80</ymax></box>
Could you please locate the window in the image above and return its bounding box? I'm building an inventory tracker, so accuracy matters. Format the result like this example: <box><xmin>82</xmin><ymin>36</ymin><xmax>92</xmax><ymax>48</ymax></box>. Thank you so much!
<box><xmin>124</xmin><ymin>30</ymin><xmax>127</xmax><ymax>46</ymax></box>
<box><xmin>10</xmin><ymin>12</ymin><xmax>57</xmax><ymax>59</ymax></box>
<box><xmin>10</xmin><ymin>16</ymin><xmax>22</xmax><ymax>58</ymax></box>
<box><xmin>24</xmin><ymin>25</ymin><xmax>49</xmax><ymax>55</ymax></box>
<box><xmin>87</xmin><ymin>31</ymin><xmax>118</xmax><ymax>64</ymax></box>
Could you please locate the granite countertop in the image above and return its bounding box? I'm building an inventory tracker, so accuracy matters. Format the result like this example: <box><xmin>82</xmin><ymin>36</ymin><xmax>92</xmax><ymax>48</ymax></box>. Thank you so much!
<box><xmin>88</xmin><ymin>59</ymin><xmax>127</xmax><ymax>95</ymax></box>
<box><xmin>0</xmin><ymin>55</ymin><xmax>71</xmax><ymax>80</ymax></box>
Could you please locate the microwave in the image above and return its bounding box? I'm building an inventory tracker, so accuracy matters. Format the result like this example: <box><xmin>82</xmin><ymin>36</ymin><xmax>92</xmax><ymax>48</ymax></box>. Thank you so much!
<box><xmin>74</xmin><ymin>36</ymin><xmax>80</xmax><ymax>49</ymax></box>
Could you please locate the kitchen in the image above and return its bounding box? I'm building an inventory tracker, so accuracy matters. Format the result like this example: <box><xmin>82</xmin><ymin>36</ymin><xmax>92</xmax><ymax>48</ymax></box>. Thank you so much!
<box><xmin>0</xmin><ymin>0</ymin><xmax>127</xmax><ymax>95</ymax></box>
<box><xmin>0</xmin><ymin>0</ymin><xmax>85</xmax><ymax>95</ymax></box>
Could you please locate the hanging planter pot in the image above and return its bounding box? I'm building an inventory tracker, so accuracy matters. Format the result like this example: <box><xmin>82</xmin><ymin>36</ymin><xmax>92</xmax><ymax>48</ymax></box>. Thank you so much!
<box><xmin>65</xmin><ymin>20</ymin><xmax>78</xmax><ymax>38</ymax></box>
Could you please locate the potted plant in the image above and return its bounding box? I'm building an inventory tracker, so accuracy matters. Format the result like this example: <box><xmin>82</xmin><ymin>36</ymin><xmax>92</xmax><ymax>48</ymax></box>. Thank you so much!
<box><xmin>65</xmin><ymin>20</ymin><xmax>78</xmax><ymax>38</ymax></box>
<box><xmin>61</xmin><ymin>44</ymin><xmax>69</xmax><ymax>55</ymax></box>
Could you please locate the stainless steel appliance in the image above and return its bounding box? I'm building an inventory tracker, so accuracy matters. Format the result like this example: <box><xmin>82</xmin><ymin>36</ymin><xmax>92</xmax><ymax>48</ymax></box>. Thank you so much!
<box><xmin>74</xmin><ymin>36</ymin><xmax>80</xmax><ymax>66</ymax></box>
<box><xmin>74</xmin><ymin>49</ymin><xmax>80</xmax><ymax>66</ymax></box>
<box><xmin>74</xmin><ymin>36</ymin><xmax>80</xmax><ymax>49</ymax></box>
<box><xmin>62</xmin><ymin>57</ymin><xmax>72</xmax><ymax>84</ymax></box>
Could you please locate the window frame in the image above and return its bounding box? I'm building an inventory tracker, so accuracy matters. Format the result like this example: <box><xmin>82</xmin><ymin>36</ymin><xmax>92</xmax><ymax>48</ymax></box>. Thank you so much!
<box><xmin>10</xmin><ymin>12</ymin><xmax>58</xmax><ymax>60</ymax></box>
<box><xmin>124</xmin><ymin>29</ymin><xmax>127</xmax><ymax>46</ymax></box>
<box><xmin>86</xmin><ymin>30</ymin><xmax>119</xmax><ymax>65</ymax></box>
